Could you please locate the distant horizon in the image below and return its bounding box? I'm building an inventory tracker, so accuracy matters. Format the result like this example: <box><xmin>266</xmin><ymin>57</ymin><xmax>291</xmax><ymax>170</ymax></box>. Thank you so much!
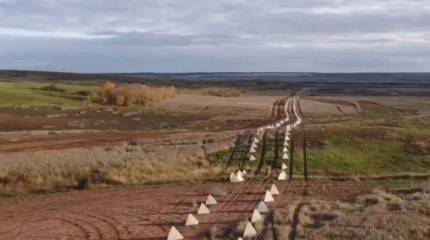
<box><xmin>1</xmin><ymin>69</ymin><xmax>430</xmax><ymax>75</ymax></box>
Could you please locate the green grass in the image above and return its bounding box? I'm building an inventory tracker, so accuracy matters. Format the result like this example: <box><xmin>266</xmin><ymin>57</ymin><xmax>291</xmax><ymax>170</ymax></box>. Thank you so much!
<box><xmin>0</xmin><ymin>81</ymin><xmax>92</xmax><ymax>108</ymax></box>
<box><xmin>292</xmin><ymin>127</ymin><xmax>430</xmax><ymax>176</ymax></box>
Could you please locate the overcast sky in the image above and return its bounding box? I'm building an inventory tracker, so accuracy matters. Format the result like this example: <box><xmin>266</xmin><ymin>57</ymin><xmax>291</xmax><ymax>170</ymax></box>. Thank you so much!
<box><xmin>0</xmin><ymin>0</ymin><xmax>429</xmax><ymax>72</ymax></box>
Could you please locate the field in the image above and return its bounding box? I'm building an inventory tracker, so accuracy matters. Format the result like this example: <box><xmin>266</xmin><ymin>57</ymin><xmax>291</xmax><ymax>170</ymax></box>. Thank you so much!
<box><xmin>0</xmin><ymin>71</ymin><xmax>429</xmax><ymax>239</ymax></box>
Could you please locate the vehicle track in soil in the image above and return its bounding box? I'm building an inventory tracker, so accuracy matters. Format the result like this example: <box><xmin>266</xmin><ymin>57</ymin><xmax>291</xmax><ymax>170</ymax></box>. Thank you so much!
<box><xmin>0</xmin><ymin>181</ymin><xmax>373</xmax><ymax>240</ymax></box>
<box><xmin>0</xmin><ymin>91</ymin><xmax>315</xmax><ymax>240</ymax></box>
<box><xmin>224</xmin><ymin>90</ymin><xmax>303</xmax><ymax>239</ymax></box>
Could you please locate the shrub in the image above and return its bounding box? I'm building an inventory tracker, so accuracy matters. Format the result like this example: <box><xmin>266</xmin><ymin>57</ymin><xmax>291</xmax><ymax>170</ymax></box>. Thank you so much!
<box><xmin>88</xmin><ymin>81</ymin><xmax>177</xmax><ymax>106</ymax></box>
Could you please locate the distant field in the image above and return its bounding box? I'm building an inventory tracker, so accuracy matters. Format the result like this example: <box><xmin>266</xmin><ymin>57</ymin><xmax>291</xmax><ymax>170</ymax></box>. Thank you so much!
<box><xmin>0</xmin><ymin>70</ymin><xmax>429</xmax><ymax>195</ymax></box>
<box><xmin>0</xmin><ymin>81</ymin><xmax>91</xmax><ymax>108</ymax></box>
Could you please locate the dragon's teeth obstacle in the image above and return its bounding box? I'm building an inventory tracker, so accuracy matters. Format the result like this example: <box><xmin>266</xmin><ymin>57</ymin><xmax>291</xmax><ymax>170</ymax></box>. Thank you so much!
<box><xmin>257</xmin><ymin>201</ymin><xmax>270</xmax><ymax>213</ymax></box>
<box><xmin>205</xmin><ymin>194</ymin><xmax>217</xmax><ymax>205</ymax></box>
<box><xmin>270</xmin><ymin>184</ymin><xmax>280</xmax><ymax>195</ymax></box>
<box><xmin>278</xmin><ymin>171</ymin><xmax>287</xmax><ymax>181</ymax></box>
<box><xmin>185</xmin><ymin>214</ymin><xmax>199</xmax><ymax>226</ymax></box>
<box><xmin>281</xmin><ymin>163</ymin><xmax>288</xmax><ymax>170</ymax></box>
<box><xmin>264</xmin><ymin>190</ymin><xmax>275</xmax><ymax>202</ymax></box>
<box><xmin>197</xmin><ymin>203</ymin><xmax>210</xmax><ymax>215</ymax></box>
<box><xmin>251</xmin><ymin>209</ymin><xmax>263</xmax><ymax>223</ymax></box>
<box><xmin>167</xmin><ymin>226</ymin><xmax>184</xmax><ymax>240</ymax></box>
<box><xmin>243</xmin><ymin>221</ymin><xmax>257</xmax><ymax>238</ymax></box>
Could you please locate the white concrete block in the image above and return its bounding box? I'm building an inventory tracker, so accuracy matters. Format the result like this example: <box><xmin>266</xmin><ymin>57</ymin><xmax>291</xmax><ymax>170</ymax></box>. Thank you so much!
<box><xmin>197</xmin><ymin>203</ymin><xmax>210</xmax><ymax>214</ymax></box>
<box><xmin>243</xmin><ymin>221</ymin><xmax>257</xmax><ymax>238</ymax></box>
<box><xmin>185</xmin><ymin>214</ymin><xmax>199</xmax><ymax>226</ymax></box>
<box><xmin>251</xmin><ymin>209</ymin><xmax>263</xmax><ymax>223</ymax></box>
<box><xmin>264</xmin><ymin>190</ymin><xmax>274</xmax><ymax>202</ymax></box>
<box><xmin>278</xmin><ymin>171</ymin><xmax>287</xmax><ymax>181</ymax></box>
<box><xmin>270</xmin><ymin>184</ymin><xmax>280</xmax><ymax>195</ymax></box>
<box><xmin>257</xmin><ymin>201</ymin><xmax>270</xmax><ymax>213</ymax></box>
<box><xmin>205</xmin><ymin>194</ymin><xmax>217</xmax><ymax>205</ymax></box>
<box><xmin>167</xmin><ymin>226</ymin><xmax>183</xmax><ymax>240</ymax></box>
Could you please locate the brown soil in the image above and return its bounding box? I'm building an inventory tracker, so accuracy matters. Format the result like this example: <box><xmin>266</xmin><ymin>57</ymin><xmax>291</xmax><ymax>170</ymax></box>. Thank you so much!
<box><xmin>0</xmin><ymin>132</ymin><xmax>167</xmax><ymax>153</ymax></box>
<box><xmin>0</xmin><ymin>180</ymin><xmax>374</xmax><ymax>240</ymax></box>
<box><xmin>2</xmin><ymin>179</ymin><xmax>427</xmax><ymax>240</ymax></box>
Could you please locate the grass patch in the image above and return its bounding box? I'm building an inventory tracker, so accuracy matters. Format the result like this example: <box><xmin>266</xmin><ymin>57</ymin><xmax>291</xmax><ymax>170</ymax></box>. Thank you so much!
<box><xmin>292</xmin><ymin>126</ymin><xmax>430</xmax><ymax>176</ymax></box>
<box><xmin>0</xmin><ymin>81</ymin><xmax>91</xmax><ymax>108</ymax></box>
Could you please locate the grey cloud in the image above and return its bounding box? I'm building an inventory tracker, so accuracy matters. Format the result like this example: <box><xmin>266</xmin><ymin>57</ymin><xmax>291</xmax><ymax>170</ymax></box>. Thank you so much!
<box><xmin>0</xmin><ymin>0</ymin><xmax>429</xmax><ymax>72</ymax></box>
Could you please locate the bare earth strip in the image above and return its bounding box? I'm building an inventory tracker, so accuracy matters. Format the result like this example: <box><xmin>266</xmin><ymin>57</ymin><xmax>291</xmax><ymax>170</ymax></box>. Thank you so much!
<box><xmin>0</xmin><ymin>181</ymin><xmax>372</xmax><ymax>240</ymax></box>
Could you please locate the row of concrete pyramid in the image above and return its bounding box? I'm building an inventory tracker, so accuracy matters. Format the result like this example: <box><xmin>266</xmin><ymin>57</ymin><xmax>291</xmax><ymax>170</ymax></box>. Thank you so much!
<box><xmin>238</xmin><ymin>97</ymin><xmax>297</xmax><ymax>239</ymax></box>
<box><xmin>238</xmin><ymin>96</ymin><xmax>303</xmax><ymax>238</ymax></box>
<box><xmin>249</xmin><ymin>95</ymin><xmax>303</xmax><ymax>165</ymax></box>
<box><xmin>168</xmin><ymin>95</ymin><xmax>301</xmax><ymax>240</ymax></box>
<box><xmin>166</xmin><ymin>184</ymin><xmax>281</xmax><ymax>240</ymax></box>
<box><xmin>166</xmin><ymin>193</ymin><xmax>219</xmax><ymax>240</ymax></box>
<box><xmin>230</xmin><ymin>169</ymin><xmax>247</xmax><ymax>182</ymax></box>
<box><xmin>239</xmin><ymin>182</ymin><xmax>282</xmax><ymax>239</ymax></box>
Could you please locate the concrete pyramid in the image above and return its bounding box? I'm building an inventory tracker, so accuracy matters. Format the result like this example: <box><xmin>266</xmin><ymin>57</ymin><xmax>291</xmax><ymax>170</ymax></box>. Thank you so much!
<box><xmin>264</xmin><ymin>190</ymin><xmax>275</xmax><ymax>202</ymax></box>
<box><xmin>242</xmin><ymin>170</ymin><xmax>247</xmax><ymax>175</ymax></box>
<box><xmin>197</xmin><ymin>203</ymin><xmax>210</xmax><ymax>214</ymax></box>
<box><xmin>237</xmin><ymin>172</ymin><xmax>245</xmax><ymax>182</ymax></box>
<box><xmin>254</xmin><ymin>137</ymin><xmax>259</xmax><ymax>143</ymax></box>
<box><xmin>238</xmin><ymin>238</ymin><xmax>243</xmax><ymax>240</ymax></box>
<box><xmin>282</xmin><ymin>153</ymin><xmax>289</xmax><ymax>160</ymax></box>
<box><xmin>270</xmin><ymin>184</ymin><xmax>280</xmax><ymax>195</ymax></box>
<box><xmin>249</xmin><ymin>154</ymin><xmax>256</xmax><ymax>161</ymax></box>
<box><xmin>250</xmin><ymin>146</ymin><xmax>256</xmax><ymax>153</ymax></box>
<box><xmin>185</xmin><ymin>214</ymin><xmax>199</xmax><ymax>226</ymax></box>
<box><xmin>230</xmin><ymin>173</ymin><xmax>239</xmax><ymax>183</ymax></box>
<box><xmin>237</xmin><ymin>170</ymin><xmax>243</xmax><ymax>178</ymax></box>
<box><xmin>278</xmin><ymin>171</ymin><xmax>287</xmax><ymax>181</ymax></box>
<box><xmin>205</xmin><ymin>194</ymin><xmax>217</xmax><ymax>205</ymax></box>
<box><xmin>275</xmin><ymin>123</ymin><xmax>281</xmax><ymax>128</ymax></box>
<box><xmin>281</xmin><ymin>163</ymin><xmax>288</xmax><ymax>170</ymax></box>
<box><xmin>243</xmin><ymin>221</ymin><xmax>257</xmax><ymax>238</ymax></box>
<box><xmin>257</xmin><ymin>201</ymin><xmax>270</xmax><ymax>213</ymax></box>
<box><xmin>283</xmin><ymin>147</ymin><xmax>288</xmax><ymax>153</ymax></box>
<box><xmin>167</xmin><ymin>226</ymin><xmax>183</xmax><ymax>240</ymax></box>
<box><xmin>251</xmin><ymin>209</ymin><xmax>263</xmax><ymax>223</ymax></box>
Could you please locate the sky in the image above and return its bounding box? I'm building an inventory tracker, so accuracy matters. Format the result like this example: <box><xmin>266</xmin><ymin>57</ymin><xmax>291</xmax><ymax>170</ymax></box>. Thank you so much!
<box><xmin>0</xmin><ymin>0</ymin><xmax>430</xmax><ymax>73</ymax></box>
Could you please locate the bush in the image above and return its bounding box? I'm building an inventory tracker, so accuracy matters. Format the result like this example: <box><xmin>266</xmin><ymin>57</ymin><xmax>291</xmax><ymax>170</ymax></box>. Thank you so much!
<box><xmin>88</xmin><ymin>81</ymin><xmax>177</xmax><ymax>106</ymax></box>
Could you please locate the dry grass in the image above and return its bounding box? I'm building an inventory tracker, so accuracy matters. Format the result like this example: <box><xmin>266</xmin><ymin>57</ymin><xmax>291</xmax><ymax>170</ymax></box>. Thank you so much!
<box><xmin>88</xmin><ymin>81</ymin><xmax>177</xmax><ymax>106</ymax></box>
<box><xmin>0</xmin><ymin>145</ymin><xmax>228</xmax><ymax>194</ymax></box>
<box><xmin>179</xmin><ymin>87</ymin><xmax>244</xmax><ymax>97</ymax></box>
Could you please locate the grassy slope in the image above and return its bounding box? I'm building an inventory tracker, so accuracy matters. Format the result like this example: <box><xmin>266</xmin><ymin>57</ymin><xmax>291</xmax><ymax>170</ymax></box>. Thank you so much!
<box><xmin>0</xmin><ymin>81</ymin><xmax>91</xmax><ymax>108</ymax></box>
<box><xmin>294</xmin><ymin>136</ymin><xmax>430</xmax><ymax>176</ymax></box>
<box><xmin>293</xmin><ymin>102</ymin><xmax>430</xmax><ymax>176</ymax></box>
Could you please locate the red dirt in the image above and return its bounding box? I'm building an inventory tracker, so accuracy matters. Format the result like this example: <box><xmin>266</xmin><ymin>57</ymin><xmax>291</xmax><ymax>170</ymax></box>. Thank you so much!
<box><xmin>0</xmin><ymin>132</ymin><xmax>170</xmax><ymax>153</ymax></box>
<box><xmin>0</xmin><ymin>181</ymin><xmax>371</xmax><ymax>240</ymax></box>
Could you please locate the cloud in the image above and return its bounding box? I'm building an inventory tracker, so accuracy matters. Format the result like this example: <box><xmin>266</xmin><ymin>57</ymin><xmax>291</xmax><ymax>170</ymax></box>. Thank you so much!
<box><xmin>0</xmin><ymin>0</ymin><xmax>429</xmax><ymax>72</ymax></box>
<box><xmin>0</xmin><ymin>27</ymin><xmax>114</xmax><ymax>39</ymax></box>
